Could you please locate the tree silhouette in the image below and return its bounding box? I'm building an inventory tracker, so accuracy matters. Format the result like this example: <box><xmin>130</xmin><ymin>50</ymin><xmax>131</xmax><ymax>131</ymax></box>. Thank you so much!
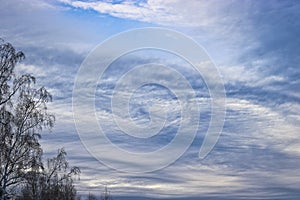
<box><xmin>0</xmin><ymin>39</ymin><xmax>54</xmax><ymax>199</ymax></box>
<box><xmin>20</xmin><ymin>148</ymin><xmax>80</xmax><ymax>200</ymax></box>
<box><xmin>101</xmin><ymin>186</ymin><xmax>113</xmax><ymax>200</ymax></box>
<box><xmin>86</xmin><ymin>193</ymin><xmax>97</xmax><ymax>200</ymax></box>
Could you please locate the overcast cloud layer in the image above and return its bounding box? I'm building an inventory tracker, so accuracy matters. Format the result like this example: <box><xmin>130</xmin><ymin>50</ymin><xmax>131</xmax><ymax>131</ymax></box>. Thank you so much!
<box><xmin>1</xmin><ymin>0</ymin><xmax>300</xmax><ymax>199</ymax></box>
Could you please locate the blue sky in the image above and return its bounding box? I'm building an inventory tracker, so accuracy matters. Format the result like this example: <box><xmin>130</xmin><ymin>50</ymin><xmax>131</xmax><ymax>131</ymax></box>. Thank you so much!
<box><xmin>1</xmin><ymin>0</ymin><xmax>300</xmax><ymax>199</ymax></box>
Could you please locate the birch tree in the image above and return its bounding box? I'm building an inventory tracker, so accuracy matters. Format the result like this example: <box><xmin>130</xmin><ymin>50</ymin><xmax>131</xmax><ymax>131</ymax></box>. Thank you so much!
<box><xmin>0</xmin><ymin>39</ymin><xmax>54</xmax><ymax>199</ymax></box>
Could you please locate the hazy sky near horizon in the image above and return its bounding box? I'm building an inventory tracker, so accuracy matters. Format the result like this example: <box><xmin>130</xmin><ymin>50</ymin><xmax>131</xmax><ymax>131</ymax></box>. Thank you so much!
<box><xmin>1</xmin><ymin>0</ymin><xmax>300</xmax><ymax>199</ymax></box>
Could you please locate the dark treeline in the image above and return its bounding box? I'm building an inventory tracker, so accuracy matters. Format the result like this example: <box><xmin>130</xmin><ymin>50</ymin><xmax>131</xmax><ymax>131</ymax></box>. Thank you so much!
<box><xmin>77</xmin><ymin>186</ymin><xmax>113</xmax><ymax>200</ymax></box>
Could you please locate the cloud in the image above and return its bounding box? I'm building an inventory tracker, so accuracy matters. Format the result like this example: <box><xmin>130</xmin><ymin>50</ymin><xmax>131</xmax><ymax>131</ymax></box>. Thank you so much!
<box><xmin>58</xmin><ymin>52</ymin><xmax>300</xmax><ymax>197</ymax></box>
<box><xmin>0</xmin><ymin>0</ymin><xmax>99</xmax><ymax>57</ymax></box>
<box><xmin>59</xmin><ymin>0</ymin><xmax>245</xmax><ymax>27</ymax></box>
<box><xmin>2</xmin><ymin>0</ymin><xmax>300</xmax><ymax>198</ymax></box>
<box><xmin>58</xmin><ymin>0</ymin><xmax>300</xmax><ymax>102</ymax></box>
<box><xmin>21</xmin><ymin>43</ymin><xmax>299</xmax><ymax>198</ymax></box>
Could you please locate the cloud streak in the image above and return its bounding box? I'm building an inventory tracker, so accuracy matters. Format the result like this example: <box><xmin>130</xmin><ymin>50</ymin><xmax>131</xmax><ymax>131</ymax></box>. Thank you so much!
<box><xmin>1</xmin><ymin>0</ymin><xmax>300</xmax><ymax>199</ymax></box>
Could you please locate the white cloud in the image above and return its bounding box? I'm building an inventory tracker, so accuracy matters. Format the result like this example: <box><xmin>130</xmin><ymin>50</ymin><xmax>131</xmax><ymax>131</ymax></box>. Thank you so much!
<box><xmin>3</xmin><ymin>0</ymin><xmax>299</xmax><ymax>198</ymax></box>
<box><xmin>60</xmin><ymin>0</ymin><xmax>243</xmax><ymax>27</ymax></box>
<box><xmin>219</xmin><ymin>64</ymin><xmax>287</xmax><ymax>88</ymax></box>
<box><xmin>225</xmin><ymin>98</ymin><xmax>300</xmax><ymax>158</ymax></box>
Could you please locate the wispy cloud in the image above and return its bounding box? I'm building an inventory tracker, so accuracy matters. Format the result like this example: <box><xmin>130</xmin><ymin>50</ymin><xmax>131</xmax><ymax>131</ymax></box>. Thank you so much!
<box><xmin>59</xmin><ymin>0</ymin><xmax>245</xmax><ymax>27</ymax></box>
<box><xmin>1</xmin><ymin>0</ymin><xmax>300</xmax><ymax>198</ymax></box>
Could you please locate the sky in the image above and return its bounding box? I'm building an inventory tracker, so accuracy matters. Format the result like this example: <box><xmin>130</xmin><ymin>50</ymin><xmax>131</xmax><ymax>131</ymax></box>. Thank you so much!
<box><xmin>1</xmin><ymin>0</ymin><xmax>300</xmax><ymax>199</ymax></box>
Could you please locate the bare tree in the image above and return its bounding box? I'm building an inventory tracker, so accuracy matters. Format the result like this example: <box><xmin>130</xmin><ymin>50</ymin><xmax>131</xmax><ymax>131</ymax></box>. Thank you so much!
<box><xmin>42</xmin><ymin>148</ymin><xmax>80</xmax><ymax>200</ymax></box>
<box><xmin>101</xmin><ymin>186</ymin><xmax>113</xmax><ymax>200</ymax></box>
<box><xmin>86</xmin><ymin>193</ymin><xmax>97</xmax><ymax>200</ymax></box>
<box><xmin>20</xmin><ymin>148</ymin><xmax>80</xmax><ymax>200</ymax></box>
<box><xmin>0</xmin><ymin>39</ymin><xmax>54</xmax><ymax>199</ymax></box>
